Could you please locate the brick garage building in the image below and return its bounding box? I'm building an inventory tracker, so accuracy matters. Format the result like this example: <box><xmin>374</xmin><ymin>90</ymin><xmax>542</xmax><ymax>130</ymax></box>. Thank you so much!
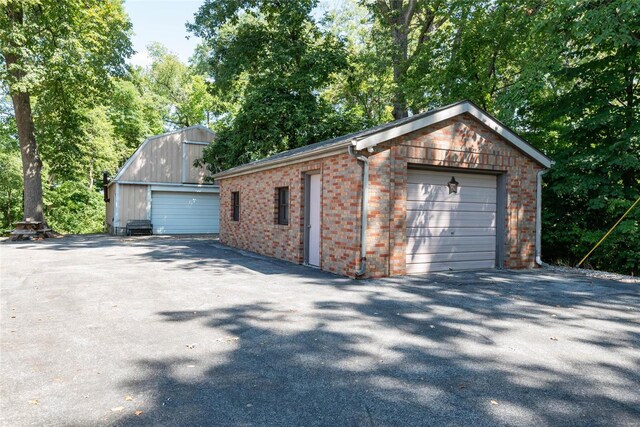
<box><xmin>213</xmin><ymin>101</ymin><xmax>553</xmax><ymax>278</ymax></box>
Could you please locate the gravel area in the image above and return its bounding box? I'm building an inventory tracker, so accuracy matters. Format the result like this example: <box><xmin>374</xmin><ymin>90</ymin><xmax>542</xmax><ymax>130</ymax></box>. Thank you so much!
<box><xmin>544</xmin><ymin>264</ymin><xmax>639</xmax><ymax>284</ymax></box>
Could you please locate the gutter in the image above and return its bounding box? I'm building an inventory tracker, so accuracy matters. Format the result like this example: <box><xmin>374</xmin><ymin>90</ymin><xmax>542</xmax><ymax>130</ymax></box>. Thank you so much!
<box><xmin>535</xmin><ymin>168</ymin><xmax>551</xmax><ymax>266</ymax></box>
<box><xmin>348</xmin><ymin>144</ymin><xmax>369</xmax><ymax>278</ymax></box>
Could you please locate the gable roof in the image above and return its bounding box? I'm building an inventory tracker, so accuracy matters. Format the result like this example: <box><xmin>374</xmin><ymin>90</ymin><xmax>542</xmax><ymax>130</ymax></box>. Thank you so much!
<box><xmin>213</xmin><ymin>100</ymin><xmax>553</xmax><ymax>180</ymax></box>
<box><xmin>113</xmin><ymin>125</ymin><xmax>215</xmax><ymax>182</ymax></box>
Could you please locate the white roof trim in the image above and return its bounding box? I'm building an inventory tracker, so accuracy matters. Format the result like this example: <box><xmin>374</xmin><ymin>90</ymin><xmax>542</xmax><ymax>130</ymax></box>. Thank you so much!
<box><xmin>354</xmin><ymin>101</ymin><xmax>553</xmax><ymax>168</ymax></box>
<box><xmin>213</xmin><ymin>101</ymin><xmax>552</xmax><ymax>180</ymax></box>
<box><xmin>150</xmin><ymin>184</ymin><xmax>219</xmax><ymax>193</ymax></box>
<box><xmin>111</xmin><ymin>180</ymin><xmax>218</xmax><ymax>188</ymax></box>
<box><xmin>114</xmin><ymin>125</ymin><xmax>216</xmax><ymax>181</ymax></box>
<box><xmin>183</xmin><ymin>140</ymin><xmax>211</xmax><ymax>146</ymax></box>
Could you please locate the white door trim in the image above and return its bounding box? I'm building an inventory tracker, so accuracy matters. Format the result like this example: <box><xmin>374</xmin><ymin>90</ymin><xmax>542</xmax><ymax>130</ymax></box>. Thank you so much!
<box><xmin>305</xmin><ymin>172</ymin><xmax>321</xmax><ymax>267</ymax></box>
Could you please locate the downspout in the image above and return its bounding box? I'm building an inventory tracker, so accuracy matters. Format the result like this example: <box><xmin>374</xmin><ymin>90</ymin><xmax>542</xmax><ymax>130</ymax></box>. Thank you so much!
<box><xmin>535</xmin><ymin>168</ymin><xmax>550</xmax><ymax>266</ymax></box>
<box><xmin>348</xmin><ymin>144</ymin><xmax>369</xmax><ymax>277</ymax></box>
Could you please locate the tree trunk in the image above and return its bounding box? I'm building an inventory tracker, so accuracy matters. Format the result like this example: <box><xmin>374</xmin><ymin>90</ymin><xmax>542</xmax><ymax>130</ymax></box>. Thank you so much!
<box><xmin>3</xmin><ymin>3</ymin><xmax>46</xmax><ymax>224</ymax></box>
<box><xmin>390</xmin><ymin>1</ymin><xmax>409</xmax><ymax>120</ymax></box>
<box><xmin>10</xmin><ymin>89</ymin><xmax>45</xmax><ymax>223</ymax></box>
<box><xmin>622</xmin><ymin>43</ymin><xmax>637</xmax><ymax>190</ymax></box>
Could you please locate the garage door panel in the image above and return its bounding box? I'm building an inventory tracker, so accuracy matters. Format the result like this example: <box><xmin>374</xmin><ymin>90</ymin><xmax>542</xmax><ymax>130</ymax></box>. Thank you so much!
<box><xmin>406</xmin><ymin>226</ymin><xmax>496</xmax><ymax>238</ymax></box>
<box><xmin>406</xmin><ymin>251</ymin><xmax>496</xmax><ymax>264</ymax></box>
<box><xmin>151</xmin><ymin>209</ymin><xmax>220</xmax><ymax>218</ymax></box>
<box><xmin>408</xmin><ymin>235</ymin><xmax>496</xmax><ymax>246</ymax></box>
<box><xmin>407</xmin><ymin>235</ymin><xmax>496</xmax><ymax>254</ymax></box>
<box><xmin>407</xmin><ymin>170</ymin><xmax>498</xmax><ymax>188</ymax></box>
<box><xmin>407</xmin><ymin>184</ymin><xmax>496</xmax><ymax>203</ymax></box>
<box><xmin>406</xmin><ymin>210</ymin><xmax>496</xmax><ymax>228</ymax></box>
<box><xmin>406</xmin><ymin>169</ymin><xmax>498</xmax><ymax>274</ymax></box>
<box><xmin>407</xmin><ymin>200</ymin><xmax>496</xmax><ymax>212</ymax></box>
<box><xmin>406</xmin><ymin>259</ymin><xmax>496</xmax><ymax>274</ymax></box>
<box><xmin>151</xmin><ymin>191</ymin><xmax>219</xmax><ymax>234</ymax></box>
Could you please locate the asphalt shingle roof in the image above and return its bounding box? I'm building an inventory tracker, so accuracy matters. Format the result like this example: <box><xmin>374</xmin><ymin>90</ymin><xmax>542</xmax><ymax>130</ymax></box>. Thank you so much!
<box><xmin>214</xmin><ymin>101</ymin><xmax>469</xmax><ymax>178</ymax></box>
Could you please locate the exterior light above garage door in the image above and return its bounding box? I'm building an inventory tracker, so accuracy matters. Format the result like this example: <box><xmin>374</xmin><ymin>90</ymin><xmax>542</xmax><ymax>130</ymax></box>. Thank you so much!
<box><xmin>447</xmin><ymin>176</ymin><xmax>459</xmax><ymax>194</ymax></box>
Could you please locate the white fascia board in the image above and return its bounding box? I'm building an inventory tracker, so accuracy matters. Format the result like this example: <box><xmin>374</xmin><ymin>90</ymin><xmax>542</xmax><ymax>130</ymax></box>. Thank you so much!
<box><xmin>118</xmin><ymin>180</ymin><xmax>218</xmax><ymax>188</ymax></box>
<box><xmin>150</xmin><ymin>184</ymin><xmax>220</xmax><ymax>193</ymax></box>
<box><xmin>354</xmin><ymin>101</ymin><xmax>553</xmax><ymax>168</ymax></box>
<box><xmin>212</xmin><ymin>143</ymin><xmax>350</xmax><ymax>180</ymax></box>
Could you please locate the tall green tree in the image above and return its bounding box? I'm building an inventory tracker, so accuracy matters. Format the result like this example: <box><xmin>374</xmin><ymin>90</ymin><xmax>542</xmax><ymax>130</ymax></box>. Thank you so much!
<box><xmin>519</xmin><ymin>0</ymin><xmax>640</xmax><ymax>273</ymax></box>
<box><xmin>366</xmin><ymin>0</ymin><xmax>449</xmax><ymax>119</ymax></box>
<box><xmin>0</xmin><ymin>0</ymin><xmax>132</xmax><ymax>224</ymax></box>
<box><xmin>189</xmin><ymin>0</ymin><xmax>353</xmax><ymax>170</ymax></box>
<box><xmin>144</xmin><ymin>43</ymin><xmax>215</xmax><ymax>129</ymax></box>
<box><xmin>321</xmin><ymin>0</ymin><xmax>394</xmax><ymax>127</ymax></box>
<box><xmin>0</xmin><ymin>87</ymin><xmax>22</xmax><ymax>232</ymax></box>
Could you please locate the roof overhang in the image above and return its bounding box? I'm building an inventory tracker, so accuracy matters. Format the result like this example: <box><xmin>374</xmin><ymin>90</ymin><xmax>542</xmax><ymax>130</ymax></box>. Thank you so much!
<box><xmin>212</xmin><ymin>141</ymin><xmax>353</xmax><ymax>180</ymax></box>
<box><xmin>213</xmin><ymin>100</ymin><xmax>553</xmax><ymax>180</ymax></box>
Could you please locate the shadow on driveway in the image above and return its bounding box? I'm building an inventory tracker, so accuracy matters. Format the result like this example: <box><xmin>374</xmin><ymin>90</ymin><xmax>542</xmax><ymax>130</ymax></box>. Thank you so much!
<box><xmin>1</xmin><ymin>235</ymin><xmax>638</xmax><ymax>426</ymax></box>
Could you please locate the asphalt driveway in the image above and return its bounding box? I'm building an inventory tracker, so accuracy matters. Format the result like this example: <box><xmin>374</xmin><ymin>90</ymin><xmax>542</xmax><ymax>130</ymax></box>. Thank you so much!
<box><xmin>1</xmin><ymin>235</ymin><xmax>638</xmax><ymax>426</ymax></box>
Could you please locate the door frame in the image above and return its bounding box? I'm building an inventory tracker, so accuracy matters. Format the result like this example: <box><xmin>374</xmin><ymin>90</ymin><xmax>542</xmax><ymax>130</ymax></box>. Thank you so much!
<box><xmin>303</xmin><ymin>171</ymin><xmax>321</xmax><ymax>266</ymax></box>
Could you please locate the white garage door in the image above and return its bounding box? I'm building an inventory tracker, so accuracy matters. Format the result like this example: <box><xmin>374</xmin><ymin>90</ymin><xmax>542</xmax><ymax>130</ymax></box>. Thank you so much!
<box><xmin>406</xmin><ymin>169</ymin><xmax>497</xmax><ymax>274</ymax></box>
<box><xmin>151</xmin><ymin>191</ymin><xmax>219</xmax><ymax>234</ymax></box>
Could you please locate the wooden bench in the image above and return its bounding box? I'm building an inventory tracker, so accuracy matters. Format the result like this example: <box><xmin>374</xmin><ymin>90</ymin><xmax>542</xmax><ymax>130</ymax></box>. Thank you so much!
<box><xmin>10</xmin><ymin>221</ymin><xmax>52</xmax><ymax>241</ymax></box>
<box><xmin>126</xmin><ymin>220</ymin><xmax>153</xmax><ymax>236</ymax></box>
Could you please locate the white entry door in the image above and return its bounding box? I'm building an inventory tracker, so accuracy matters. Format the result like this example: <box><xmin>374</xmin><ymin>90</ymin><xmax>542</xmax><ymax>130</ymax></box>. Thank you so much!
<box><xmin>406</xmin><ymin>169</ymin><xmax>497</xmax><ymax>274</ymax></box>
<box><xmin>307</xmin><ymin>174</ymin><xmax>321</xmax><ymax>266</ymax></box>
<box><xmin>151</xmin><ymin>191</ymin><xmax>219</xmax><ymax>234</ymax></box>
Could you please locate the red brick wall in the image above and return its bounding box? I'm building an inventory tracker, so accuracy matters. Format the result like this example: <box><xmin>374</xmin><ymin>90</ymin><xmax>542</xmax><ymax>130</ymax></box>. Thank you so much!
<box><xmin>218</xmin><ymin>113</ymin><xmax>543</xmax><ymax>278</ymax></box>
<box><xmin>217</xmin><ymin>153</ymin><xmax>362</xmax><ymax>276</ymax></box>
<box><xmin>366</xmin><ymin>113</ymin><xmax>542</xmax><ymax>277</ymax></box>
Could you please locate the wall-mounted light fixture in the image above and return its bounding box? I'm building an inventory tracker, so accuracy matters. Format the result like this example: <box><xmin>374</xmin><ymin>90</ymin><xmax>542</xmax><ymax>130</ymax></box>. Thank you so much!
<box><xmin>447</xmin><ymin>176</ymin><xmax>459</xmax><ymax>194</ymax></box>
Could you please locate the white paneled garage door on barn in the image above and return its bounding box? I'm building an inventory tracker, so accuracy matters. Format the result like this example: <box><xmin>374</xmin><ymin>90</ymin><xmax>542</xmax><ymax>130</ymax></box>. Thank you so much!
<box><xmin>406</xmin><ymin>169</ymin><xmax>497</xmax><ymax>274</ymax></box>
<box><xmin>151</xmin><ymin>191</ymin><xmax>220</xmax><ymax>234</ymax></box>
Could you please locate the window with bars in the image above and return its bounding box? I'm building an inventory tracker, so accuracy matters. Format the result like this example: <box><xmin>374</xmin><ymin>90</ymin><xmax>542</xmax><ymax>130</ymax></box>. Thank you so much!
<box><xmin>232</xmin><ymin>191</ymin><xmax>240</xmax><ymax>221</ymax></box>
<box><xmin>276</xmin><ymin>187</ymin><xmax>289</xmax><ymax>225</ymax></box>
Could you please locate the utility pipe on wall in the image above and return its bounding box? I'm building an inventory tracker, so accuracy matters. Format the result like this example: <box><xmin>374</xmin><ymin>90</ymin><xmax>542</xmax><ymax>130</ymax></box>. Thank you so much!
<box><xmin>348</xmin><ymin>144</ymin><xmax>369</xmax><ymax>277</ymax></box>
<box><xmin>535</xmin><ymin>169</ymin><xmax>550</xmax><ymax>266</ymax></box>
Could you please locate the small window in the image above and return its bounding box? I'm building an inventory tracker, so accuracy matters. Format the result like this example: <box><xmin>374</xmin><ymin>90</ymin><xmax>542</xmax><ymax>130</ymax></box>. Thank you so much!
<box><xmin>232</xmin><ymin>191</ymin><xmax>240</xmax><ymax>221</ymax></box>
<box><xmin>276</xmin><ymin>187</ymin><xmax>289</xmax><ymax>225</ymax></box>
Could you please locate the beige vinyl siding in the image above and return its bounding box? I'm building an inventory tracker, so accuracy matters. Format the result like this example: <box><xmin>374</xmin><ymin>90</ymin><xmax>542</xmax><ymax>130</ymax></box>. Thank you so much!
<box><xmin>105</xmin><ymin>185</ymin><xmax>115</xmax><ymax>227</ymax></box>
<box><xmin>118</xmin><ymin>184</ymin><xmax>148</xmax><ymax>225</ymax></box>
<box><xmin>120</xmin><ymin>133</ymin><xmax>182</xmax><ymax>182</ymax></box>
<box><xmin>184</xmin><ymin>143</ymin><xmax>208</xmax><ymax>184</ymax></box>
<box><xmin>183</xmin><ymin>127</ymin><xmax>213</xmax><ymax>141</ymax></box>
<box><xmin>119</xmin><ymin>128</ymin><xmax>214</xmax><ymax>184</ymax></box>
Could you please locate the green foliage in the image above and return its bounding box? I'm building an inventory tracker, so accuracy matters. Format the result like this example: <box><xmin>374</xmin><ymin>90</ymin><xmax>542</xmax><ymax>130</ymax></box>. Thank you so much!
<box><xmin>43</xmin><ymin>181</ymin><xmax>105</xmax><ymax>234</ymax></box>
<box><xmin>518</xmin><ymin>0</ymin><xmax>640</xmax><ymax>275</ymax></box>
<box><xmin>190</xmin><ymin>0</ymin><xmax>358</xmax><ymax>170</ymax></box>
<box><xmin>142</xmin><ymin>43</ymin><xmax>216</xmax><ymax>129</ymax></box>
<box><xmin>0</xmin><ymin>96</ymin><xmax>22</xmax><ymax>232</ymax></box>
<box><xmin>0</xmin><ymin>0</ymin><xmax>134</xmax><ymax>226</ymax></box>
<box><xmin>1</xmin><ymin>0</ymin><xmax>636</xmax><ymax>275</ymax></box>
<box><xmin>321</xmin><ymin>0</ymin><xmax>394</xmax><ymax>127</ymax></box>
<box><xmin>108</xmin><ymin>77</ymin><xmax>165</xmax><ymax>152</ymax></box>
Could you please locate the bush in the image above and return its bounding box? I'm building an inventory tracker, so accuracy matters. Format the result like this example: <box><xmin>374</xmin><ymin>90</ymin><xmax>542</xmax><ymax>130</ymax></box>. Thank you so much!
<box><xmin>44</xmin><ymin>181</ymin><xmax>104</xmax><ymax>234</ymax></box>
